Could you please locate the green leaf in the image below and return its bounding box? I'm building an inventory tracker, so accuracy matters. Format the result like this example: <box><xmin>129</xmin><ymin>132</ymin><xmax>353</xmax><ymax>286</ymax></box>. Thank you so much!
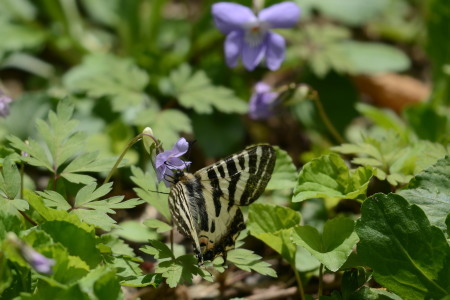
<box><xmin>336</xmin><ymin>41</ymin><xmax>410</xmax><ymax>74</ymax></box>
<box><xmin>78</xmin><ymin>266</ymin><xmax>122</xmax><ymax>300</ymax></box>
<box><xmin>51</xmin><ymin>247</ymin><xmax>91</xmax><ymax>284</ymax></box>
<box><xmin>37</xmin><ymin>190</ymin><xmax>71</xmax><ymax>211</ymax></box>
<box><xmin>63</xmin><ymin>53</ymin><xmax>149</xmax><ymax>111</ymax></box>
<box><xmin>37</xmin><ymin>182</ymin><xmax>145</xmax><ymax>230</ymax></box>
<box><xmin>164</xmin><ymin>64</ymin><xmax>248</xmax><ymax>114</ymax></box>
<box><xmin>248</xmin><ymin>203</ymin><xmax>300</xmax><ymax>264</ymax></box>
<box><xmin>74</xmin><ymin>182</ymin><xmax>112</xmax><ymax>206</ymax></box>
<box><xmin>61</xmin><ymin>152</ymin><xmax>117</xmax><ymax>183</ymax></box>
<box><xmin>59</xmin><ymin>173</ymin><xmax>96</xmax><ymax>185</ymax></box>
<box><xmin>295</xmin><ymin>245</ymin><xmax>321</xmax><ymax>272</ymax></box>
<box><xmin>143</xmin><ymin>219</ymin><xmax>172</xmax><ymax>234</ymax></box>
<box><xmin>297</xmin><ymin>0</ymin><xmax>388</xmax><ymax>26</ymax></box>
<box><xmin>112</xmin><ymin>220</ymin><xmax>158</xmax><ymax>243</ymax></box>
<box><xmin>25</xmin><ymin>190</ymin><xmax>94</xmax><ymax>233</ymax></box>
<box><xmin>350</xmin><ymin>287</ymin><xmax>403</xmax><ymax>300</ymax></box>
<box><xmin>20</xmin><ymin>279</ymin><xmax>89</xmax><ymax>300</ymax></box>
<box><xmin>293</xmin><ymin>153</ymin><xmax>372</xmax><ymax>202</ymax></box>
<box><xmin>7</xmin><ymin>135</ymin><xmax>53</xmax><ymax>171</ymax></box>
<box><xmin>341</xmin><ymin>267</ymin><xmax>372</xmax><ymax>299</ymax></box>
<box><xmin>0</xmin><ymin>18</ymin><xmax>46</xmax><ymax>54</ymax></box>
<box><xmin>399</xmin><ymin>156</ymin><xmax>450</xmax><ymax>234</ymax></box>
<box><xmin>403</xmin><ymin>103</ymin><xmax>449</xmax><ymax>142</ymax></box>
<box><xmin>99</xmin><ymin>234</ymin><xmax>143</xmax><ymax>280</ymax></box>
<box><xmin>7</xmin><ymin>100</ymin><xmax>118</xmax><ymax>185</ymax></box>
<box><xmin>0</xmin><ymin>211</ymin><xmax>24</xmax><ymax>241</ymax></box>
<box><xmin>40</xmin><ymin>220</ymin><xmax>102</xmax><ymax>269</ymax></box>
<box><xmin>35</xmin><ymin>100</ymin><xmax>83</xmax><ymax>170</ymax></box>
<box><xmin>9</xmin><ymin>198</ymin><xmax>29</xmax><ymax>212</ymax></box>
<box><xmin>120</xmin><ymin>274</ymin><xmax>162</xmax><ymax>287</ymax></box>
<box><xmin>130</xmin><ymin>166</ymin><xmax>171</xmax><ymax>220</ymax></box>
<box><xmin>333</xmin><ymin>131</ymin><xmax>449</xmax><ymax>186</ymax></box>
<box><xmin>291</xmin><ymin>217</ymin><xmax>359</xmax><ymax>271</ymax></box>
<box><xmin>356</xmin><ymin>103</ymin><xmax>409</xmax><ymax>141</ymax></box>
<box><xmin>266</xmin><ymin>146</ymin><xmax>297</xmax><ymax>190</ymax></box>
<box><xmin>227</xmin><ymin>248</ymin><xmax>277</xmax><ymax>277</ymax></box>
<box><xmin>154</xmin><ymin>254</ymin><xmax>209</xmax><ymax>288</ymax></box>
<box><xmin>1</xmin><ymin>155</ymin><xmax>21</xmax><ymax>199</ymax></box>
<box><xmin>141</xmin><ymin>240</ymin><xmax>174</xmax><ymax>260</ymax></box>
<box><xmin>71</xmin><ymin>210</ymin><xmax>118</xmax><ymax>231</ymax></box>
<box><xmin>356</xmin><ymin>193</ymin><xmax>450</xmax><ymax>299</ymax></box>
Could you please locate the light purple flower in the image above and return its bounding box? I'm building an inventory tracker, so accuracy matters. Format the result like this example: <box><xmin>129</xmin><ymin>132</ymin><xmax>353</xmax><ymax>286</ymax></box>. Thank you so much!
<box><xmin>212</xmin><ymin>2</ymin><xmax>300</xmax><ymax>71</ymax></box>
<box><xmin>249</xmin><ymin>82</ymin><xmax>279</xmax><ymax>120</ymax></box>
<box><xmin>0</xmin><ymin>91</ymin><xmax>13</xmax><ymax>117</ymax></box>
<box><xmin>155</xmin><ymin>138</ymin><xmax>191</xmax><ymax>187</ymax></box>
<box><xmin>21</xmin><ymin>246</ymin><xmax>55</xmax><ymax>274</ymax></box>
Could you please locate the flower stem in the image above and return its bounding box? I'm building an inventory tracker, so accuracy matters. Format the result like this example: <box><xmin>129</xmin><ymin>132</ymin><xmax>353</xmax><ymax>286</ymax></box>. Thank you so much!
<box><xmin>253</xmin><ymin>0</ymin><xmax>265</xmax><ymax>13</ymax></box>
<box><xmin>318</xmin><ymin>263</ymin><xmax>324</xmax><ymax>298</ymax></box>
<box><xmin>310</xmin><ymin>90</ymin><xmax>345</xmax><ymax>144</ymax></box>
<box><xmin>103</xmin><ymin>133</ymin><xmax>163</xmax><ymax>185</ymax></box>
<box><xmin>292</xmin><ymin>259</ymin><xmax>305</xmax><ymax>300</ymax></box>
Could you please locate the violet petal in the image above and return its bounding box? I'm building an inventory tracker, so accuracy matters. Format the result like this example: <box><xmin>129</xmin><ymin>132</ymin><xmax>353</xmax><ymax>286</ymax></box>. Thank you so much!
<box><xmin>155</xmin><ymin>151</ymin><xmax>172</xmax><ymax>168</ymax></box>
<box><xmin>265</xmin><ymin>32</ymin><xmax>286</xmax><ymax>70</ymax></box>
<box><xmin>167</xmin><ymin>157</ymin><xmax>187</xmax><ymax>169</ymax></box>
<box><xmin>259</xmin><ymin>2</ymin><xmax>300</xmax><ymax>29</ymax></box>
<box><xmin>212</xmin><ymin>2</ymin><xmax>256</xmax><ymax>34</ymax></box>
<box><xmin>241</xmin><ymin>39</ymin><xmax>267</xmax><ymax>71</ymax></box>
<box><xmin>254</xmin><ymin>82</ymin><xmax>272</xmax><ymax>94</ymax></box>
<box><xmin>225</xmin><ymin>31</ymin><xmax>244</xmax><ymax>68</ymax></box>
<box><xmin>172</xmin><ymin>137</ymin><xmax>189</xmax><ymax>157</ymax></box>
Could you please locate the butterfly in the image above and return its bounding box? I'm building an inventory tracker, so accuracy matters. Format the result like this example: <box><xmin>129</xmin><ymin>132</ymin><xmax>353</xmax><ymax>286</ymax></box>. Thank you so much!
<box><xmin>167</xmin><ymin>144</ymin><xmax>276</xmax><ymax>264</ymax></box>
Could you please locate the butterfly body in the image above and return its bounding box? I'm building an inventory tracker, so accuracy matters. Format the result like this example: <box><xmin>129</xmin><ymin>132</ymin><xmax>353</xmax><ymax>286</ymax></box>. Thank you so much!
<box><xmin>168</xmin><ymin>144</ymin><xmax>276</xmax><ymax>263</ymax></box>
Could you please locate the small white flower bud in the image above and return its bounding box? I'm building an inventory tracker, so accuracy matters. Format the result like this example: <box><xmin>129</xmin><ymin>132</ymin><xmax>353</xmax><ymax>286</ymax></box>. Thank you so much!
<box><xmin>142</xmin><ymin>127</ymin><xmax>155</xmax><ymax>154</ymax></box>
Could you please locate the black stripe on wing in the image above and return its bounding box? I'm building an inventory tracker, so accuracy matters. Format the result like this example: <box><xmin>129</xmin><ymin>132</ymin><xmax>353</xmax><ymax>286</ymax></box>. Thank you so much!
<box><xmin>195</xmin><ymin>144</ymin><xmax>276</xmax><ymax>206</ymax></box>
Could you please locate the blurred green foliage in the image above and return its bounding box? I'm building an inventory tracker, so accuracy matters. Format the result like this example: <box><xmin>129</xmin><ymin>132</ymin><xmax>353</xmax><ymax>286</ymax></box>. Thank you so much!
<box><xmin>0</xmin><ymin>0</ymin><xmax>449</xmax><ymax>299</ymax></box>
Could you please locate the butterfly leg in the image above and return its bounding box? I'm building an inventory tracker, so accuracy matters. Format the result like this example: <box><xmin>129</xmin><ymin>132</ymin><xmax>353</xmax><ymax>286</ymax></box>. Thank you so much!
<box><xmin>194</xmin><ymin>248</ymin><xmax>204</xmax><ymax>265</ymax></box>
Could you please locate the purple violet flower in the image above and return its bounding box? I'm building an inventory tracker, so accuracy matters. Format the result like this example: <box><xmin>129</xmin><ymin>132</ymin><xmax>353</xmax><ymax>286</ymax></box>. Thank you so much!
<box><xmin>21</xmin><ymin>246</ymin><xmax>55</xmax><ymax>274</ymax></box>
<box><xmin>249</xmin><ymin>82</ymin><xmax>279</xmax><ymax>120</ymax></box>
<box><xmin>155</xmin><ymin>138</ymin><xmax>191</xmax><ymax>187</ymax></box>
<box><xmin>0</xmin><ymin>91</ymin><xmax>13</xmax><ymax>117</ymax></box>
<box><xmin>212</xmin><ymin>1</ymin><xmax>300</xmax><ymax>71</ymax></box>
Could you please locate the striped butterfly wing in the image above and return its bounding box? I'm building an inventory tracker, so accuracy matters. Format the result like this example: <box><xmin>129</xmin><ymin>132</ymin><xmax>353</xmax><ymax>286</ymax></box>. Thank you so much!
<box><xmin>196</xmin><ymin>144</ymin><xmax>276</xmax><ymax>207</ymax></box>
<box><xmin>193</xmin><ymin>144</ymin><xmax>276</xmax><ymax>261</ymax></box>
<box><xmin>168</xmin><ymin>145</ymin><xmax>276</xmax><ymax>263</ymax></box>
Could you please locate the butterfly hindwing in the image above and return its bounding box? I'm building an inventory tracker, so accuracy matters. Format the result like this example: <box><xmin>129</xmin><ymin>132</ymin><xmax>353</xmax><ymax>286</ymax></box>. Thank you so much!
<box><xmin>168</xmin><ymin>144</ymin><xmax>276</xmax><ymax>263</ymax></box>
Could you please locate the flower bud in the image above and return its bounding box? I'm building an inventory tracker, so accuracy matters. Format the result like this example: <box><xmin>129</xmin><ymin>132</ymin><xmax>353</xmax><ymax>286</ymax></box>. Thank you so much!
<box><xmin>142</xmin><ymin>127</ymin><xmax>155</xmax><ymax>154</ymax></box>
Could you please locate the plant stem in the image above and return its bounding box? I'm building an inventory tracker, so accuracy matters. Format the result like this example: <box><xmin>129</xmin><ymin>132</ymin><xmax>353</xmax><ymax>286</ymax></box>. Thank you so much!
<box><xmin>103</xmin><ymin>133</ymin><xmax>162</xmax><ymax>185</ymax></box>
<box><xmin>310</xmin><ymin>90</ymin><xmax>346</xmax><ymax>144</ymax></box>
<box><xmin>292</xmin><ymin>260</ymin><xmax>305</xmax><ymax>300</ymax></box>
<box><xmin>318</xmin><ymin>263</ymin><xmax>324</xmax><ymax>298</ymax></box>
<box><xmin>19</xmin><ymin>211</ymin><xmax>37</xmax><ymax>226</ymax></box>
<box><xmin>170</xmin><ymin>228</ymin><xmax>174</xmax><ymax>253</ymax></box>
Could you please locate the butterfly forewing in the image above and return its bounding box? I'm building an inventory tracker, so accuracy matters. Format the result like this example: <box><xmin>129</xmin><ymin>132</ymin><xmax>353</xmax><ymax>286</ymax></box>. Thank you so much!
<box><xmin>196</xmin><ymin>144</ymin><xmax>276</xmax><ymax>206</ymax></box>
<box><xmin>168</xmin><ymin>144</ymin><xmax>276</xmax><ymax>263</ymax></box>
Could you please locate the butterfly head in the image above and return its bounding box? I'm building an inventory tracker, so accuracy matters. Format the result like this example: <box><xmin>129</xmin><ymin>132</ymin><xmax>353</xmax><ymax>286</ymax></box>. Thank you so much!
<box><xmin>171</xmin><ymin>169</ymin><xmax>186</xmax><ymax>185</ymax></box>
